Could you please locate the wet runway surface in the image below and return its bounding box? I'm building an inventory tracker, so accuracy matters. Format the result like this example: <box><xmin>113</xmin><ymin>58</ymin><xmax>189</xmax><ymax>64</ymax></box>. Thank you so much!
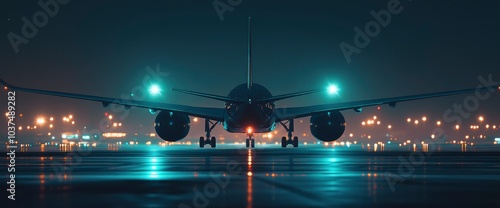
<box><xmin>4</xmin><ymin>144</ymin><xmax>500</xmax><ymax>207</ymax></box>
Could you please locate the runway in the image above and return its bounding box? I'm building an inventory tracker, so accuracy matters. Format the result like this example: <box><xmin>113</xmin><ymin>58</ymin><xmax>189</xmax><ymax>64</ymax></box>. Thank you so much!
<box><xmin>4</xmin><ymin>144</ymin><xmax>500</xmax><ymax>207</ymax></box>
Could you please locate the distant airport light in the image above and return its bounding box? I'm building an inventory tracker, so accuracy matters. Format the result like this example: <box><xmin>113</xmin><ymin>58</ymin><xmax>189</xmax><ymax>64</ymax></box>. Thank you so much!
<box><xmin>108</xmin><ymin>115</ymin><xmax>113</xmax><ymax>120</ymax></box>
<box><xmin>436</xmin><ymin>121</ymin><xmax>442</xmax><ymax>126</ymax></box>
<box><xmin>422</xmin><ymin>116</ymin><xmax>427</xmax><ymax>122</ymax></box>
<box><xmin>327</xmin><ymin>85</ymin><xmax>339</xmax><ymax>95</ymax></box>
<box><xmin>455</xmin><ymin>125</ymin><xmax>460</xmax><ymax>130</ymax></box>
<box><xmin>149</xmin><ymin>84</ymin><xmax>161</xmax><ymax>96</ymax></box>
<box><xmin>407</xmin><ymin>118</ymin><xmax>411</xmax><ymax>123</ymax></box>
<box><xmin>49</xmin><ymin>117</ymin><xmax>54</xmax><ymax>121</ymax></box>
<box><xmin>36</xmin><ymin>117</ymin><xmax>46</xmax><ymax>125</ymax></box>
<box><xmin>478</xmin><ymin>116</ymin><xmax>484</xmax><ymax>122</ymax></box>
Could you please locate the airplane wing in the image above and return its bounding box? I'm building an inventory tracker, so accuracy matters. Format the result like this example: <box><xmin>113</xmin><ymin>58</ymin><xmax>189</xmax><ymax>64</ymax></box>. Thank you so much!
<box><xmin>275</xmin><ymin>85</ymin><xmax>499</xmax><ymax>121</ymax></box>
<box><xmin>0</xmin><ymin>79</ymin><xmax>225</xmax><ymax>121</ymax></box>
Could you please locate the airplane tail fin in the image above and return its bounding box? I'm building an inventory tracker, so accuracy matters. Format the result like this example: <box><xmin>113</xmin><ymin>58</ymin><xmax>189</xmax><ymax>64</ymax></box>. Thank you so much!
<box><xmin>247</xmin><ymin>17</ymin><xmax>253</xmax><ymax>91</ymax></box>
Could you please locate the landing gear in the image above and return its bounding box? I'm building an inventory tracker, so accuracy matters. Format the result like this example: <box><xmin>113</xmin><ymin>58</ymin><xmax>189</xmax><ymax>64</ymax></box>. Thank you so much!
<box><xmin>210</xmin><ymin>137</ymin><xmax>216</xmax><ymax>148</ymax></box>
<box><xmin>199</xmin><ymin>119</ymin><xmax>218</xmax><ymax>148</ymax></box>
<box><xmin>279</xmin><ymin>119</ymin><xmax>299</xmax><ymax>148</ymax></box>
<box><xmin>245</xmin><ymin>133</ymin><xmax>255</xmax><ymax>148</ymax></box>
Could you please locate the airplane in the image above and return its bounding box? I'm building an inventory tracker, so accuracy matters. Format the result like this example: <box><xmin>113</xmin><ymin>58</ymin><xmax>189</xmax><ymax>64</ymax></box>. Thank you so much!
<box><xmin>1</xmin><ymin>17</ymin><xmax>499</xmax><ymax>148</ymax></box>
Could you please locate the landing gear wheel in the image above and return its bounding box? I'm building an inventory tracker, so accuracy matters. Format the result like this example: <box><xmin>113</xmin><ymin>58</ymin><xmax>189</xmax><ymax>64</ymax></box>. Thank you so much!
<box><xmin>251</xmin><ymin>139</ymin><xmax>255</xmax><ymax>148</ymax></box>
<box><xmin>200</xmin><ymin>119</ymin><xmax>219</xmax><ymax>148</ymax></box>
<box><xmin>210</xmin><ymin>136</ymin><xmax>216</xmax><ymax>148</ymax></box>
<box><xmin>293</xmin><ymin>136</ymin><xmax>298</xmax><ymax>148</ymax></box>
<box><xmin>279</xmin><ymin>119</ymin><xmax>300</xmax><ymax>148</ymax></box>
<box><xmin>246</xmin><ymin>139</ymin><xmax>250</xmax><ymax>148</ymax></box>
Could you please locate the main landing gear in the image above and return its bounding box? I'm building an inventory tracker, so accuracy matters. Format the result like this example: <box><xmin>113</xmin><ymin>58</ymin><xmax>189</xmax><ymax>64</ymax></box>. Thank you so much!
<box><xmin>200</xmin><ymin>119</ymin><xmax>218</xmax><ymax>148</ymax></box>
<box><xmin>245</xmin><ymin>132</ymin><xmax>255</xmax><ymax>148</ymax></box>
<box><xmin>279</xmin><ymin>119</ymin><xmax>298</xmax><ymax>148</ymax></box>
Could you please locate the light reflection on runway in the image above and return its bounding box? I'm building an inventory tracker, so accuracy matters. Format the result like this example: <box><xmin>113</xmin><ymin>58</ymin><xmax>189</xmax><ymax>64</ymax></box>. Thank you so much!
<box><xmin>3</xmin><ymin>144</ymin><xmax>500</xmax><ymax>207</ymax></box>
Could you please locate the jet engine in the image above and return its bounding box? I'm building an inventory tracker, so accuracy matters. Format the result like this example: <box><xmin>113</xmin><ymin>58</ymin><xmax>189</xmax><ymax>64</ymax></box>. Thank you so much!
<box><xmin>154</xmin><ymin>111</ymin><xmax>190</xmax><ymax>141</ymax></box>
<box><xmin>310</xmin><ymin>111</ymin><xmax>346</xmax><ymax>142</ymax></box>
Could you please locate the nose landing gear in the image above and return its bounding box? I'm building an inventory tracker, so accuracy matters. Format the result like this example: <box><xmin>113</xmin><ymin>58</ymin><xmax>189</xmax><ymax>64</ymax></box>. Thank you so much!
<box><xmin>246</xmin><ymin>133</ymin><xmax>255</xmax><ymax>148</ymax></box>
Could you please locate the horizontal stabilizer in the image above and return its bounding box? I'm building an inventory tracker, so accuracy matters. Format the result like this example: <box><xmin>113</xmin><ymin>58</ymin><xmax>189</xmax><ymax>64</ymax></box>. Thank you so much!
<box><xmin>172</xmin><ymin>88</ymin><xmax>243</xmax><ymax>103</ymax></box>
<box><xmin>255</xmin><ymin>89</ymin><xmax>323</xmax><ymax>103</ymax></box>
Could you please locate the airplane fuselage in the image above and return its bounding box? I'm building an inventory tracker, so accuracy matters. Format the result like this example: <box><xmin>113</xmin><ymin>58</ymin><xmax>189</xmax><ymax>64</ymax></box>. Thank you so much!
<box><xmin>223</xmin><ymin>83</ymin><xmax>276</xmax><ymax>133</ymax></box>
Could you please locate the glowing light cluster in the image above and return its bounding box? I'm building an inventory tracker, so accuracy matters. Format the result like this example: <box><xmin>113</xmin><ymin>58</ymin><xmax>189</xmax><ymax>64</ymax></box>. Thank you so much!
<box><xmin>102</xmin><ymin>132</ymin><xmax>127</xmax><ymax>138</ymax></box>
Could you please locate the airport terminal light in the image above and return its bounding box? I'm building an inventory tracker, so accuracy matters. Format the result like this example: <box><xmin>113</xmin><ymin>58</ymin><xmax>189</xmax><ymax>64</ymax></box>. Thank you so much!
<box><xmin>149</xmin><ymin>84</ymin><xmax>161</xmax><ymax>96</ymax></box>
<box><xmin>37</xmin><ymin>117</ymin><xmax>46</xmax><ymax>125</ymax></box>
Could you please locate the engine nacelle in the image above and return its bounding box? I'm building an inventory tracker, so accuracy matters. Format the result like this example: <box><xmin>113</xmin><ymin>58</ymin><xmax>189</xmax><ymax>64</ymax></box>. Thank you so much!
<box><xmin>154</xmin><ymin>111</ymin><xmax>190</xmax><ymax>141</ymax></box>
<box><xmin>310</xmin><ymin>111</ymin><xmax>346</xmax><ymax>142</ymax></box>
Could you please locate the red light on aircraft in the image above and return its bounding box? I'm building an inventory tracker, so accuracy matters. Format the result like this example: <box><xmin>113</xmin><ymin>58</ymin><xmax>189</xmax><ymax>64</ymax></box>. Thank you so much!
<box><xmin>247</xmin><ymin>127</ymin><xmax>253</xmax><ymax>134</ymax></box>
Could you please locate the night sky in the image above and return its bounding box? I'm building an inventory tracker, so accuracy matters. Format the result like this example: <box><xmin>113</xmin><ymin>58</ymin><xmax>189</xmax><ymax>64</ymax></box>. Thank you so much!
<box><xmin>1</xmin><ymin>0</ymin><xmax>499</xmax><ymax>142</ymax></box>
